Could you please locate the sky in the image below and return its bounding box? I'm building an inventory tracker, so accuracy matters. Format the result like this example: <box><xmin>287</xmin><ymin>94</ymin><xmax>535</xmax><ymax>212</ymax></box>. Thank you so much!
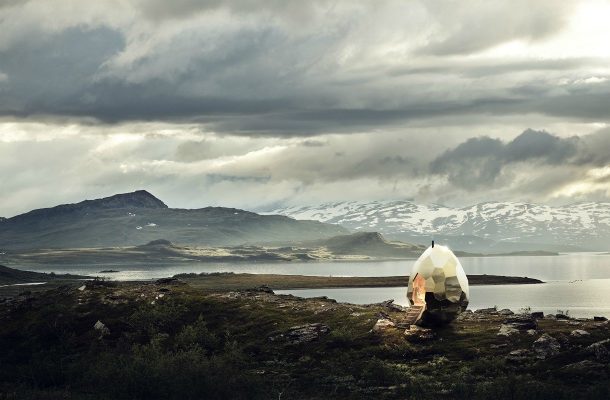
<box><xmin>1</xmin><ymin>0</ymin><xmax>610</xmax><ymax>217</ymax></box>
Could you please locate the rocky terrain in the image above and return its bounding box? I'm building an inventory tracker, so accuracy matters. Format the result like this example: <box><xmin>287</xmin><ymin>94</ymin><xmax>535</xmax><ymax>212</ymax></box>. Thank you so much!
<box><xmin>267</xmin><ymin>200</ymin><xmax>610</xmax><ymax>252</ymax></box>
<box><xmin>0</xmin><ymin>190</ymin><xmax>347</xmax><ymax>250</ymax></box>
<box><xmin>0</xmin><ymin>280</ymin><xmax>608</xmax><ymax>399</ymax></box>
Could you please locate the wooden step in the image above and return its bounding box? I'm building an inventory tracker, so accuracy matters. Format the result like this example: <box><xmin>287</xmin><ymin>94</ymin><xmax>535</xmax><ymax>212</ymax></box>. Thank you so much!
<box><xmin>404</xmin><ymin>305</ymin><xmax>425</xmax><ymax>325</ymax></box>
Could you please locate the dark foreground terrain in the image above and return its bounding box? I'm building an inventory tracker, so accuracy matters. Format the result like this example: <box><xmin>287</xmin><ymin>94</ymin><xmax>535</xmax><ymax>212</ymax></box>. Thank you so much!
<box><xmin>1</xmin><ymin>279</ymin><xmax>608</xmax><ymax>400</ymax></box>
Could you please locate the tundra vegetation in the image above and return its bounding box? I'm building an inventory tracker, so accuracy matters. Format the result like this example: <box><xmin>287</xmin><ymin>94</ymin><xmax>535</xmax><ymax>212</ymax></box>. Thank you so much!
<box><xmin>0</xmin><ymin>278</ymin><xmax>608</xmax><ymax>400</ymax></box>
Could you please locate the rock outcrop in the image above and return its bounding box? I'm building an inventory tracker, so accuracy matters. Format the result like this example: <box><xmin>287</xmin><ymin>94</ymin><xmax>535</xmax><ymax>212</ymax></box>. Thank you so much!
<box><xmin>532</xmin><ymin>333</ymin><xmax>561</xmax><ymax>358</ymax></box>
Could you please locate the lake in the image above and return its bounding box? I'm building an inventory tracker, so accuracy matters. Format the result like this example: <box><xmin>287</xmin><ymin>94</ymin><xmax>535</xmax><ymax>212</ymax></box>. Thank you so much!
<box><xmin>18</xmin><ymin>252</ymin><xmax>610</xmax><ymax>281</ymax></box>
<box><xmin>13</xmin><ymin>252</ymin><xmax>610</xmax><ymax>318</ymax></box>
<box><xmin>276</xmin><ymin>279</ymin><xmax>610</xmax><ymax>319</ymax></box>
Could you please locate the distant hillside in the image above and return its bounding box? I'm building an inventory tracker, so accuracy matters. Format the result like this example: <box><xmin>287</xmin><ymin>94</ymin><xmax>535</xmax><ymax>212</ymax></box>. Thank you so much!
<box><xmin>1</xmin><ymin>233</ymin><xmax>426</xmax><ymax>266</ymax></box>
<box><xmin>302</xmin><ymin>232</ymin><xmax>427</xmax><ymax>258</ymax></box>
<box><xmin>0</xmin><ymin>191</ymin><xmax>348</xmax><ymax>250</ymax></box>
<box><xmin>0</xmin><ymin>264</ymin><xmax>85</xmax><ymax>285</ymax></box>
<box><xmin>267</xmin><ymin>200</ymin><xmax>610</xmax><ymax>252</ymax></box>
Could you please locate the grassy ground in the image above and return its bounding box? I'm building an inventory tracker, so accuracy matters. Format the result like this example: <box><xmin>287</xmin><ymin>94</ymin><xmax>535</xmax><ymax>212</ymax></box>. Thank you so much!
<box><xmin>0</xmin><ymin>280</ymin><xmax>608</xmax><ymax>400</ymax></box>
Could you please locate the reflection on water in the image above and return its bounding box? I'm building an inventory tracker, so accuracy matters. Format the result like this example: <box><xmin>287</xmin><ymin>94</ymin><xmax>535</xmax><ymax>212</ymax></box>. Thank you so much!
<box><xmin>16</xmin><ymin>253</ymin><xmax>610</xmax><ymax>281</ymax></box>
<box><xmin>277</xmin><ymin>279</ymin><xmax>610</xmax><ymax>319</ymax></box>
<box><xmin>8</xmin><ymin>253</ymin><xmax>610</xmax><ymax>317</ymax></box>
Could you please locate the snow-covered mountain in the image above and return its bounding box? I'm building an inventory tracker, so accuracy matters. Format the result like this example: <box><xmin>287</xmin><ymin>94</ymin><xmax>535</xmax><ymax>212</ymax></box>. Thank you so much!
<box><xmin>266</xmin><ymin>201</ymin><xmax>610</xmax><ymax>252</ymax></box>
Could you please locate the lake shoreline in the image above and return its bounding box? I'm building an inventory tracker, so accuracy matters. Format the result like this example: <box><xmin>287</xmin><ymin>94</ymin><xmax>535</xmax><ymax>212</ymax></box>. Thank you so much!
<box><xmin>177</xmin><ymin>273</ymin><xmax>543</xmax><ymax>290</ymax></box>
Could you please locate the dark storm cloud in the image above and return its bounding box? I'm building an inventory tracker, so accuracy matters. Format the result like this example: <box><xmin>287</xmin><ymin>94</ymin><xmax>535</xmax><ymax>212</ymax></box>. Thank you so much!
<box><xmin>0</xmin><ymin>0</ymin><xmax>607</xmax><ymax>136</ymax></box>
<box><xmin>504</xmin><ymin>129</ymin><xmax>579</xmax><ymax>163</ymax></box>
<box><xmin>0</xmin><ymin>27</ymin><xmax>124</xmax><ymax>116</ymax></box>
<box><xmin>1</xmin><ymin>1</ymin><xmax>609</xmax><ymax>214</ymax></box>
<box><xmin>430</xmin><ymin>130</ymin><xmax>582</xmax><ymax>189</ymax></box>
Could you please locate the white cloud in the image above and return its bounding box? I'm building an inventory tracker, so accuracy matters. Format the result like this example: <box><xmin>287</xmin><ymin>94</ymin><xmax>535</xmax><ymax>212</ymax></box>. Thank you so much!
<box><xmin>0</xmin><ymin>1</ymin><xmax>609</xmax><ymax>214</ymax></box>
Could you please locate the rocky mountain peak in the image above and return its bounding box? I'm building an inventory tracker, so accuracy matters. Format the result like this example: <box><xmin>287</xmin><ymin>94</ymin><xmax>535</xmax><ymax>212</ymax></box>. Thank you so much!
<box><xmin>82</xmin><ymin>190</ymin><xmax>168</xmax><ymax>210</ymax></box>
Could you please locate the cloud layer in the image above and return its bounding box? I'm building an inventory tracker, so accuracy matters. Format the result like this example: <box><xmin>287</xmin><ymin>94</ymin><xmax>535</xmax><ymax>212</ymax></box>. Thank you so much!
<box><xmin>0</xmin><ymin>1</ymin><xmax>609</xmax><ymax>215</ymax></box>
<box><xmin>1</xmin><ymin>0</ymin><xmax>609</xmax><ymax>132</ymax></box>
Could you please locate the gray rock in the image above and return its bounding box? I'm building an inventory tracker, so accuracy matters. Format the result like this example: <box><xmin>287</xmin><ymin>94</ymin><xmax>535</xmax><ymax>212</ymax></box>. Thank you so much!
<box><xmin>498</xmin><ymin>309</ymin><xmax>514</xmax><ymax>316</ymax></box>
<box><xmin>504</xmin><ymin>314</ymin><xmax>537</xmax><ymax>330</ymax></box>
<box><xmin>570</xmin><ymin>329</ymin><xmax>590</xmax><ymax>337</ymax></box>
<box><xmin>475</xmin><ymin>307</ymin><xmax>497</xmax><ymax>314</ymax></box>
<box><xmin>379</xmin><ymin>299</ymin><xmax>406</xmax><ymax>312</ymax></box>
<box><xmin>93</xmin><ymin>320</ymin><xmax>110</xmax><ymax>338</ymax></box>
<box><xmin>251</xmin><ymin>285</ymin><xmax>274</xmax><ymax>294</ymax></box>
<box><xmin>532</xmin><ymin>333</ymin><xmax>560</xmax><ymax>358</ymax></box>
<box><xmin>497</xmin><ymin>324</ymin><xmax>519</xmax><ymax>337</ymax></box>
<box><xmin>593</xmin><ymin>316</ymin><xmax>608</xmax><ymax>322</ymax></box>
<box><xmin>372</xmin><ymin>318</ymin><xmax>395</xmax><ymax>332</ymax></box>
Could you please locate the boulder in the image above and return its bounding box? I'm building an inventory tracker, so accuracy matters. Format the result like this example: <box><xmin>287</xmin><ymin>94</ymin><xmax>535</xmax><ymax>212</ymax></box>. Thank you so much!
<box><xmin>504</xmin><ymin>314</ymin><xmax>537</xmax><ymax>330</ymax></box>
<box><xmin>531</xmin><ymin>312</ymin><xmax>544</xmax><ymax>319</ymax></box>
<box><xmin>498</xmin><ymin>309</ymin><xmax>514</xmax><ymax>316</ymax></box>
<box><xmin>475</xmin><ymin>307</ymin><xmax>497</xmax><ymax>314</ymax></box>
<box><xmin>379</xmin><ymin>299</ymin><xmax>406</xmax><ymax>312</ymax></box>
<box><xmin>372</xmin><ymin>318</ymin><xmax>395</xmax><ymax>332</ymax></box>
<box><xmin>251</xmin><ymin>285</ymin><xmax>274</xmax><ymax>294</ymax></box>
<box><xmin>497</xmin><ymin>324</ymin><xmax>520</xmax><ymax>337</ymax></box>
<box><xmin>93</xmin><ymin>320</ymin><xmax>110</xmax><ymax>338</ymax></box>
<box><xmin>532</xmin><ymin>333</ymin><xmax>560</xmax><ymax>358</ymax></box>
<box><xmin>593</xmin><ymin>316</ymin><xmax>608</xmax><ymax>322</ymax></box>
<box><xmin>570</xmin><ymin>329</ymin><xmax>590</xmax><ymax>337</ymax></box>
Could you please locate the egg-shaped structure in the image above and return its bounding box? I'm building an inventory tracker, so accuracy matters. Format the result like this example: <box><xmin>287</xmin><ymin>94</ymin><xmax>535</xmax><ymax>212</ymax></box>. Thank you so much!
<box><xmin>406</xmin><ymin>243</ymin><xmax>469</xmax><ymax>325</ymax></box>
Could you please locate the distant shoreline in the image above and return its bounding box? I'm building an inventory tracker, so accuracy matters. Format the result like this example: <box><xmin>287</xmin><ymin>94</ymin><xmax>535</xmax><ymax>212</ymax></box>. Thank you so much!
<box><xmin>176</xmin><ymin>273</ymin><xmax>543</xmax><ymax>291</ymax></box>
<box><xmin>0</xmin><ymin>248</ymin><xmax>560</xmax><ymax>267</ymax></box>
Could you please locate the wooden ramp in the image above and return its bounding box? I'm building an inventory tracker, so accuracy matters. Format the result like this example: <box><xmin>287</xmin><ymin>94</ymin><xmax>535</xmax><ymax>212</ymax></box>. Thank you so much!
<box><xmin>404</xmin><ymin>305</ymin><xmax>425</xmax><ymax>325</ymax></box>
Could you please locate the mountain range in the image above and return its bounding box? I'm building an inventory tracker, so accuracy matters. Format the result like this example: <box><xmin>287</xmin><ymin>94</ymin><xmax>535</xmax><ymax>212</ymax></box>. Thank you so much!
<box><xmin>2</xmin><ymin>191</ymin><xmax>605</xmax><ymax>253</ymax></box>
<box><xmin>266</xmin><ymin>200</ymin><xmax>610</xmax><ymax>252</ymax></box>
<box><xmin>0</xmin><ymin>191</ymin><xmax>347</xmax><ymax>250</ymax></box>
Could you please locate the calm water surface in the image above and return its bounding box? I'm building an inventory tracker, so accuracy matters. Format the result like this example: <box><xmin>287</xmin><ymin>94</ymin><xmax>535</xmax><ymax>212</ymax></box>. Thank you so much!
<box><xmin>19</xmin><ymin>252</ymin><xmax>610</xmax><ymax>281</ymax></box>
<box><xmin>277</xmin><ymin>279</ymin><xmax>610</xmax><ymax>318</ymax></box>
<box><xmin>11</xmin><ymin>253</ymin><xmax>610</xmax><ymax>318</ymax></box>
